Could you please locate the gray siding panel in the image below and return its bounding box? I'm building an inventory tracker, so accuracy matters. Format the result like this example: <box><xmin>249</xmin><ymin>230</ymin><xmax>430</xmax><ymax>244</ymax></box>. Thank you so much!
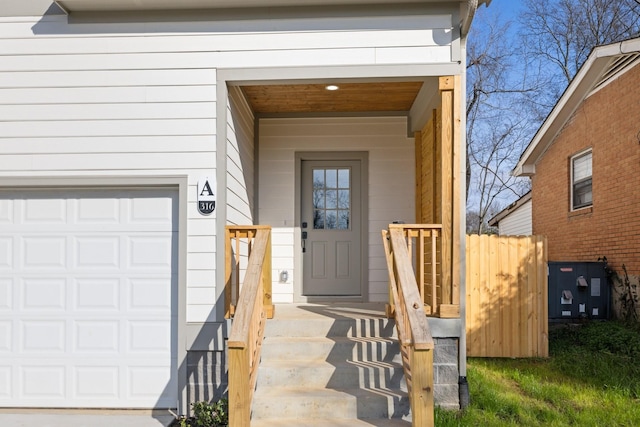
<box><xmin>499</xmin><ymin>200</ymin><xmax>533</xmax><ymax>236</ymax></box>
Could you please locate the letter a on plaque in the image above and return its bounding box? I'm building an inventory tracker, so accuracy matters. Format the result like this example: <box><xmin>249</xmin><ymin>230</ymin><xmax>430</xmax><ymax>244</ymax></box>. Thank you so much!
<box><xmin>197</xmin><ymin>177</ymin><xmax>216</xmax><ymax>215</ymax></box>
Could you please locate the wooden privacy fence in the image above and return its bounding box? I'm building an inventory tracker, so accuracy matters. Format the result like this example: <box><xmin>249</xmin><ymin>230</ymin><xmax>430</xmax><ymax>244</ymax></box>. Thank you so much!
<box><xmin>466</xmin><ymin>235</ymin><xmax>549</xmax><ymax>358</ymax></box>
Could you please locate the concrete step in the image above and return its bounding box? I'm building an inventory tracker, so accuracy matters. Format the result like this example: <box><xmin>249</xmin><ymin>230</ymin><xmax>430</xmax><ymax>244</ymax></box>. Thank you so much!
<box><xmin>260</xmin><ymin>336</ymin><xmax>401</xmax><ymax>362</ymax></box>
<box><xmin>252</xmin><ymin>304</ymin><xmax>410</xmax><ymax>424</ymax></box>
<box><xmin>251</xmin><ymin>387</ymin><xmax>410</xmax><ymax>420</ymax></box>
<box><xmin>251</xmin><ymin>418</ymin><xmax>412</xmax><ymax>426</ymax></box>
<box><xmin>257</xmin><ymin>359</ymin><xmax>407</xmax><ymax>389</ymax></box>
<box><xmin>265</xmin><ymin>317</ymin><xmax>397</xmax><ymax>338</ymax></box>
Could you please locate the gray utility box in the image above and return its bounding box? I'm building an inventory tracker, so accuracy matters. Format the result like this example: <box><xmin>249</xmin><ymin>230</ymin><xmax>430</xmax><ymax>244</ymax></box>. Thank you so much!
<box><xmin>548</xmin><ymin>262</ymin><xmax>610</xmax><ymax>321</ymax></box>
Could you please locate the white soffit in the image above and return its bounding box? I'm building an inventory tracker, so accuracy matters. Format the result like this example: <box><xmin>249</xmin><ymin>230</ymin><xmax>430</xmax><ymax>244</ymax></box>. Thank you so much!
<box><xmin>56</xmin><ymin>0</ymin><xmax>454</xmax><ymax>12</ymax></box>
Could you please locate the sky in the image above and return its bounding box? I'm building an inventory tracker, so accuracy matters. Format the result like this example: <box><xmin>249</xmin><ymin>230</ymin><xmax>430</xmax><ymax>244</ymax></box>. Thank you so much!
<box><xmin>466</xmin><ymin>0</ymin><xmax>532</xmax><ymax>216</ymax></box>
<box><xmin>487</xmin><ymin>0</ymin><xmax>523</xmax><ymax>20</ymax></box>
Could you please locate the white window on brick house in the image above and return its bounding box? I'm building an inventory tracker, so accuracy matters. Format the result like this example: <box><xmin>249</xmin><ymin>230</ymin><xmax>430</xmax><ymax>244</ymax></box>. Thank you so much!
<box><xmin>571</xmin><ymin>149</ymin><xmax>592</xmax><ymax>210</ymax></box>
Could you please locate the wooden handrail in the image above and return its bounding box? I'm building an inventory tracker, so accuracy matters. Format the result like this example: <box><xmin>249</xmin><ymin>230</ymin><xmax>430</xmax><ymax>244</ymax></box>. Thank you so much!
<box><xmin>225</xmin><ymin>225</ymin><xmax>274</xmax><ymax>319</ymax></box>
<box><xmin>383</xmin><ymin>226</ymin><xmax>435</xmax><ymax>426</ymax></box>
<box><xmin>385</xmin><ymin>224</ymin><xmax>447</xmax><ymax>317</ymax></box>
<box><xmin>226</xmin><ymin>226</ymin><xmax>272</xmax><ymax>427</ymax></box>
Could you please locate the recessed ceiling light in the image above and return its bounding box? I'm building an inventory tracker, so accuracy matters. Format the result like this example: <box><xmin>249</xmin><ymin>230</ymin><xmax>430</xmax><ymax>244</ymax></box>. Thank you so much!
<box><xmin>325</xmin><ymin>85</ymin><xmax>340</xmax><ymax>91</ymax></box>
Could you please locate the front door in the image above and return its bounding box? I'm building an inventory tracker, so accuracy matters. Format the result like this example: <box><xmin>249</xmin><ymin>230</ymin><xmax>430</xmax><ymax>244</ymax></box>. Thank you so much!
<box><xmin>301</xmin><ymin>159</ymin><xmax>362</xmax><ymax>296</ymax></box>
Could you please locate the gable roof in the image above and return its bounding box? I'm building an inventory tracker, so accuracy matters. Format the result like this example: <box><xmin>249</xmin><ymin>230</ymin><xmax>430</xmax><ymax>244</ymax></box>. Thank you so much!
<box><xmin>488</xmin><ymin>191</ymin><xmax>531</xmax><ymax>227</ymax></box>
<box><xmin>513</xmin><ymin>37</ymin><xmax>640</xmax><ymax>177</ymax></box>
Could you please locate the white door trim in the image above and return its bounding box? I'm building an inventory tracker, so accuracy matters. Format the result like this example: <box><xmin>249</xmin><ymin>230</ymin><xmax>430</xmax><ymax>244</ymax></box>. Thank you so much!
<box><xmin>294</xmin><ymin>151</ymin><xmax>369</xmax><ymax>303</ymax></box>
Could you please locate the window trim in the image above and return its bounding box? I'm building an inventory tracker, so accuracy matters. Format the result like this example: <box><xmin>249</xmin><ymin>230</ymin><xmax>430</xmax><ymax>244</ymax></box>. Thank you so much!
<box><xmin>570</xmin><ymin>149</ymin><xmax>593</xmax><ymax>211</ymax></box>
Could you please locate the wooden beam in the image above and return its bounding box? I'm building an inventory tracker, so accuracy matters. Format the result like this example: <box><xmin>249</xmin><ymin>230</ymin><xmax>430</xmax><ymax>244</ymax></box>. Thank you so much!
<box><xmin>421</xmin><ymin>112</ymin><xmax>437</xmax><ymax>224</ymax></box>
<box><xmin>415</xmin><ymin>131</ymin><xmax>423</xmax><ymax>224</ymax></box>
<box><xmin>451</xmin><ymin>75</ymin><xmax>461</xmax><ymax>306</ymax></box>
<box><xmin>439</xmin><ymin>76</ymin><xmax>453</xmax><ymax>305</ymax></box>
<box><xmin>224</xmin><ymin>227</ymin><xmax>232</xmax><ymax>319</ymax></box>
<box><xmin>438</xmin><ymin>304</ymin><xmax>460</xmax><ymax>318</ymax></box>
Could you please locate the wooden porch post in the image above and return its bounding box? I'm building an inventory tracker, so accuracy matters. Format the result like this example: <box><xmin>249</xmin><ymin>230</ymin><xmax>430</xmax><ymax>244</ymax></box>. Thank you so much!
<box><xmin>438</xmin><ymin>75</ymin><xmax>461</xmax><ymax>318</ymax></box>
<box><xmin>415</xmin><ymin>131</ymin><xmax>423</xmax><ymax>224</ymax></box>
<box><xmin>418</xmin><ymin>110</ymin><xmax>438</xmax><ymax>225</ymax></box>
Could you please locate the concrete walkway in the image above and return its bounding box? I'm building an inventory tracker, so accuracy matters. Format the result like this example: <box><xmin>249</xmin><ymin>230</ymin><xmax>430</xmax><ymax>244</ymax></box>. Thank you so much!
<box><xmin>0</xmin><ymin>410</ymin><xmax>175</xmax><ymax>427</ymax></box>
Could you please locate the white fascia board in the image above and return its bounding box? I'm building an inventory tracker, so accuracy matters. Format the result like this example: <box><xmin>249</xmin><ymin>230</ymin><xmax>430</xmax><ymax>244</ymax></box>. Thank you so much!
<box><xmin>621</xmin><ymin>38</ymin><xmax>640</xmax><ymax>54</ymax></box>
<box><xmin>512</xmin><ymin>164</ymin><xmax>535</xmax><ymax>177</ymax></box>
<box><xmin>57</xmin><ymin>0</ymin><xmax>460</xmax><ymax>12</ymax></box>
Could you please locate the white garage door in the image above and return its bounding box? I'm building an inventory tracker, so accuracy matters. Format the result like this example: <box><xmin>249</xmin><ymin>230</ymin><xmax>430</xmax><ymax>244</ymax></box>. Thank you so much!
<box><xmin>0</xmin><ymin>188</ymin><xmax>178</xmax><ymax>408</ymax></box>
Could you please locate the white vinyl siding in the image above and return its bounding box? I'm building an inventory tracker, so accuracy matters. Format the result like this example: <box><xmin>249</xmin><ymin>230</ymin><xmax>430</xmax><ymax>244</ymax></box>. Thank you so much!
<box><xmin>226</xmin><ymin>87</ymin><xmax>255</xmax><ymax>226</ymax></box>
<box><xmin>0</xmin><ymin>14</ymin><xmax>454</xmax><ymax>74</ymax></box>
<box><xmin>0</xmin><ymin>7</ymin><xmax>455</xmax><ymax>321</ymax></box>
<box><xmin>0</xmin><ymin>15</ymin><xmax>452</xmax><ymax>60</ymax></box>
<box><xmin>498</xmin><ymin>199</ymin><xmax>532</xmax><ymax>236</ymax></box>
<box><xmin>0</xmin><ymin>45</ymin><xmax>217</xmax><ymax>323</ymax></box>
<box><xmin>258</xmin><ymin>117</ymin><xmax>414</xmax><ymax>303</ymax></box>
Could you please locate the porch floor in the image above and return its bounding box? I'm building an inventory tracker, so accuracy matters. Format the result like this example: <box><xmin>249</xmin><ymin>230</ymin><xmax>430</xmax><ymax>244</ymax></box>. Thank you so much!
<box><xmin>271</xmin><ymin>302</ymin><xmax>390</xmax><ymax>320</ymax></box>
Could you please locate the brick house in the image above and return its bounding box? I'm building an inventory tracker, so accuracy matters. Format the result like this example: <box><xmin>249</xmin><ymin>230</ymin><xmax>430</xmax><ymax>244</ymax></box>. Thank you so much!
<box><xmin>513</xmin><ymin>38</ymin><xmax>640</xmax><ymax>315</ymax></box>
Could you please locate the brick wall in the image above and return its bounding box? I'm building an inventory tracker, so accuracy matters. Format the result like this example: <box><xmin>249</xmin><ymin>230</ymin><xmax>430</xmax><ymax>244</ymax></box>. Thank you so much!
<box><xmin>532</xmin><ymin>63</ymin><xmax>640</xmax><ymax>276</ymax></box>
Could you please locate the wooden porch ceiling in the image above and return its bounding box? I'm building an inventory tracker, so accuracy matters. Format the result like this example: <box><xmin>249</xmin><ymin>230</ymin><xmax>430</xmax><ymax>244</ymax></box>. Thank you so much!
<box><xmin>240</xmin><ymin>81</ymin><xmax>424</xmax><ymax>114</ymax></box>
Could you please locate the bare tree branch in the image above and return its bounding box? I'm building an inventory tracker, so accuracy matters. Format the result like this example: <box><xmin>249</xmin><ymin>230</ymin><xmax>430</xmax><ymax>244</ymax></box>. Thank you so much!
<box><xmin>466</xmin><ymin>0</ymin><xmax>640</xmax><ymax>234</ymax></box>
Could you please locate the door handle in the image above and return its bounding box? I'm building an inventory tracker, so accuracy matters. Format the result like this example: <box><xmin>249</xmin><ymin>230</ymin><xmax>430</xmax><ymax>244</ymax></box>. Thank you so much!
<box><xmin>302</xmin><ymin>231</ymin><xmax>307</xmax><ymax>253</ymax></box>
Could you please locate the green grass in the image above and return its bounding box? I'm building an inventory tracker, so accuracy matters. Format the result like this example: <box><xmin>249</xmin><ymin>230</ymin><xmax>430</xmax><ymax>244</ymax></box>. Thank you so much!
<box><xmin>435</xmin><ymin>321</ymin><xmax>640</xmax><ymax>426</ymax></box>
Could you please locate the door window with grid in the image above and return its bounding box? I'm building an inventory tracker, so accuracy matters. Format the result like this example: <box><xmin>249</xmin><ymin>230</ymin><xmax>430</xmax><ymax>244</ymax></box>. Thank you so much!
<box><xmin>312</xmin><ymin>168</ymin><xmax>351</xmax><ymax>230</ymax></box>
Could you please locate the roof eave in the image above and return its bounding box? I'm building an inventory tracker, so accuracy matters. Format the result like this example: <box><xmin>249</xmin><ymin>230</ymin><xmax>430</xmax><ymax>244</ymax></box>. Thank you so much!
<box><xmin>488</xmin><ymin>191</ymin><xmax>532</xmax><ymax>227</ymax></box>
<box><xmin>513</xmin><ymin>38</ymin><xmax>640</xmax><ymax>177</ymax></box>
<box><xmin>55</xmin><ymin>0</ymin><xmax>469</xmax><ymax>13</ymax></box>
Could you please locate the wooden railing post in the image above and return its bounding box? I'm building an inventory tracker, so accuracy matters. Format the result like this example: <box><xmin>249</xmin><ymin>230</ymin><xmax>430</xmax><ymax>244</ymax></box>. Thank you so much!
<box><xmin>228</xmin><ymin>344</ymin><xmax>250</xmax><ymax>427</ymax></box>
<box><xmin>383</xmin><ymin>230</ymin><xmax>396</xmax><ymax>318</ymax></box>
<box><xmin>263</xmin><ymin>231</ymin><xmax>274</xmax><ymax>319</ymax></box>
<box><xmin>410</xmin><ymin>348</ymin><xmax>434</xmax><ymax>426</ymax></box>
<box><xmin>225</xmin><ymin>227</ymin><xmax>233</xmax><ymax>319</ymax></box>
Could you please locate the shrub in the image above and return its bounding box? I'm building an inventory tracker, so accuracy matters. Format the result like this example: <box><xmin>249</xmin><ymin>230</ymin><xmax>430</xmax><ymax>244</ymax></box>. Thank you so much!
<box><xmin>177</xmin><ymin>398</ymin><xmax>228</xmax><ymax>427</ymax></box>
<box><xmin>550</xmin><ymin>321</ymin><xmax>640</xmax><ymax>358</ymax></box>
